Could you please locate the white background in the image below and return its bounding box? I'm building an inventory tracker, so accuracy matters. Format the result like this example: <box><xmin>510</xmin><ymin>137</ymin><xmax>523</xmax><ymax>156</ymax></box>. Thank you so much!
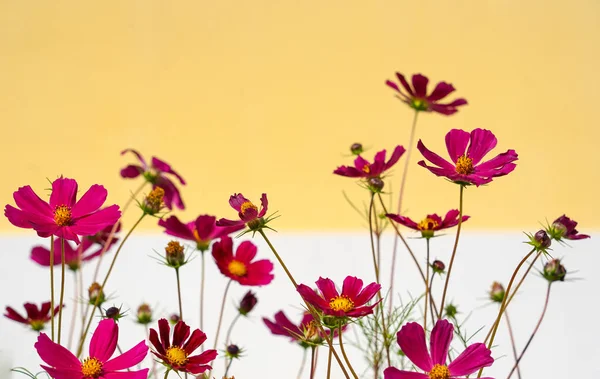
<box><xmin>0</xmin><ymin>231</ymin><xmax>598</xmax><ymax>378</ymax></box>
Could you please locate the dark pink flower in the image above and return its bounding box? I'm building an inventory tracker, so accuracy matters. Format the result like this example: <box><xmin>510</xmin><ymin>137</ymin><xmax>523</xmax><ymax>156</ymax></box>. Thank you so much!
<box><xmin>297</xmin><ymin>276</ymin><xmax>381</xmax><ymax>318</ymax></box>
<box><xmin>264</xmin><ymin>311</ymin><xmax>345</xmax><ymax>346</ymax></box>
<box><xmin>387</xmin><ymin>210</ymin><xmax>469</xmax><ymax>239</ymax></box>
<box><xmin>158</xmin><ymin>215</ymin><xmax>243</xmax><ymax>252</ymax></box>
<box><xmin>30</xmin><ymin>238</ymin><xmax>104</xmax><ymax>271</ymax></box>
<box><xmin>149</xmin><ymin>319</ymin><xmax>217</xmax><ymax>375</ymax></box>
<box><xmin>35</xmin><ymin>318</ymin><xmax>148</xmax><ymax>379</ymax></box>
<box><xmin>548</xmin><ymin>215</ymin><xmax>590</xmax><ymax>241</ymax></box>
<box><xmin>4</xmin><ymin>177</ymin><xmax>121</xmax><ymax>243</ymax></box>
<box><xmin>120</xmin><ymin>149</ymin><xmax>186</xmax><ymax>210</ymax></box>
<box><xmin>216</xmin><ymin>193</ymin><xmax>269</xmax><ymax>230</ymax></box>
<box><xmin>85</xmin><ymin>221</ymin><xmax>121</xmax><ymax>249</ymax></box>
<box><xmin>384</xmin><ymin>319</ymin><xmax>494</xmax><ymax>379</ymax></box>
<box><xmin>334</xmin><ymin>146</ymin><xmax>405</xmax><ymax>179</ymax></box>
<box><xmin>4</xmin><ymin>302</ymin><xmax>61</xmax><ymax>331</ymax></box>
<box><xmin>212</xmin><ymin>236</ymin><xmax>274</xmax><ymax>286</ymax></box>
<box><xmin>418</xmin><ymin>128</ymin><xmax>518</xmax><ymax>186</ymax></box>
<box><xmin>386</xmin><ymin>72</ymin><xmax>467</xmax><ymax>115</ymax></box>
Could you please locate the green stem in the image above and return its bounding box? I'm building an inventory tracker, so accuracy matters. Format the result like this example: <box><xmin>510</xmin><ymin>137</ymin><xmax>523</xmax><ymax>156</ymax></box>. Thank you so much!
<box><xmin>49</xmin><ymin>235</ymin><xmax>55</xmax><ymax>341</ymax></box>
<box><xmin>338</xmin><ymin>326</ymin><xmax>359</xmax><ymax>379</ymax></box>
<box><xmin>212</xmin><ymin>280</ymin><xmax>232</xmax><ymax>350</ymax></box>
<box><xmin>199</xmin><ymin>251</ymin><xmax>206</xmax><ymax>331</ymax></box>
<box><xmin>67</xmin><ymin>271</ymin><xmax>78</xmax><ymax>350</ymax></box>
<box><xmin>175</xmin><ymin>268</ymin><xmax>184</xmax><ymax>321</ymax></box>
<box><xmin>309</xmin><ymin>346</ymin><xmax>317</xmax><ymax>379</ymax></box>
<box><xmin>57</xmin><ymin>238</ymin><xmax>66</xmax><ymax>344</ymax></box>
<box><xmin>326</xmin><ymin>342</ymin><xmax>333</xmax><ymax>379</ymax></box>
<box><xmin>296</xmin><ymin>348</ymin><xmax>308</xmax><ymax>379</ymax></box>
<box><xmin>224</xmin><ymin>358</ymin><xmax>234</xmax><ymax>377</ymax></box>
<box><xmin>504</xmin><ymin>310</ymin><xmax>522</xmax><ymax>379</ymax></box>
<box><xmin>438</xmin><ymin>185</ymin><xmax>464</xmax><ymax>318</ymax></box>
<box><xmin>163</xmin><ymin>369</ymin><xmax>170</xmax><ymax>379</ymax></box>
<box><xmin>424</xmin><ymin>238</ymin><xmax>430</xmax><ymax>328</ymax></box>
<box><xmin>224</xmin><ymin>313</ymin><xmax>241</xmax><ymax>346</ymax></box>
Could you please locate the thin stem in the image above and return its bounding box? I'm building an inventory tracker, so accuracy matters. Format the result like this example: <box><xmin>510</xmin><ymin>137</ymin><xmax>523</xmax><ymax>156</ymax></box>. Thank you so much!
<box><xmin>258</xmin><ymin>229</ymin><xmax>298</xmax><ymax>287</ymax></box>
<box><xmin>77</xmin><ymin>213</ymin><xmax>146</xmax><ymax>357</ymax></box>
<box><xmin>424</xmin><ymin>238</ymin><xmax>430</xmax><ymax>328</ymax></box>
<box><xmin>224</xmin><ymin>358</ymin><xmax>234</xmax><ymax>377</ymax></box>
<box><xmin>212</xmin><ymin>280</ymin><xmax>232</xmax><ymax>350</ymax></box>
<box><xmin>49</xmin><ymin>235</ymin><xmax>55</xmax><ymax>341</ymax></box>
<box><xmin>326</xmin><ymin>342</ymin><xmax>333</xmax><ymax>379</ymax></box>
<box><xmin>78</xmin><ymin>267</ymin><xmax>86</xmax><ymax>341</ymax></box>
<box><xmin>507</xmin><ymin>283</ymin><xmax>552</xmax><ymax>379</ymax></box>
<box><xmin>338</xmin><ymin>326</ymin><xmax>359</xmax><ymax>379</ymax></box>
<box><xmin>477</xmin><ymin>248</ymin><xmax>538</xmax><ymax>378</ymax></box>
<box><xmin>175</xmin><ymin>268</ymin><xmax>184</xmax><ymax>321</ymax></box>
<box><xmin>504</xmin><ymin>310</ymin><xmax>522</xmax><ymax>379</ymax></box>
<box><xmin>310</xmin><ymin>346</ymin><xmax>317</xmax><ymax>379</ymax></box>
<box><xmin>199</xmin><ymin>251</ymin><xmax>206</xmax><ymax>331</ymax></box>
<box><xmin>163</xmin><ymin>369</ymin><xmax>170</xmax><ymax>379</ymax></box>
<box><xmin>145</xmin><ymin>325</ymin><xmax>158</xmax><ymax>379</ymax></box>
<box><xmin>68</xmin><ymin>271</ymin><xmax>79</xmax><ymax>350</ymax></box>
<box><xmin>429</xmin><ymin>275</ymin><xmax>436</xmax><ymax>329</ymax></box>
<box><xmin>504</xmin><ymin>253</ymin><xmax>543</xmax><ymax>310</ymax></box>
<box><xmin>438</xmin><ymin>185</ymin><xmax>464</xmax><ymax>318</ymax></box>
<box><xmin>224</xmin><ymin>313</ymin><xmax>241</xmax><ymax>346</ymax></box>
<box><xmin>368</xmin><ymin>194</ymin><xmax>380</xmax><ymax>282</ymax></box>
<box><xmin>58</xmin><ymin>238</ymin><xmax>66</xmax><ymax>344</ymax></box>
<box><xmin>296</xmin><ymin>348</ymin><xmax>308</xmax><ymax>379</ymax></box>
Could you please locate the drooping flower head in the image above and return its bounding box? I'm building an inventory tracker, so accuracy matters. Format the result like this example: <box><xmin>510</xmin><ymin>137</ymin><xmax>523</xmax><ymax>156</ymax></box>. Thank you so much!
<box><xmin>334</xmin><ymin>146</ymin><xmax>406</xmax><ymax>181</ymax></box>
<box><xmin>30</xmin><ymin>237</ymin><xmax>105</xmax><ymax>271</ymax></box>
<box><xmin>384</xmin><ymin>319</ymin><xmax>494</xmax><ymax>379</ymax></box>
<box><xmin>238</xmin><ymin>290</ymin><xmax>258</xmax><ymax>316</ymax></box>
<box><xmin>386</xmin><ymin>210</ymin><xmax>469</xmax><ymax>239</ymax></box>
<box><xmin>35</xmin><ymin>318</ymin><xmax>148</xmax><ymax>379</ymax></box>
<box><xmin>546</xmin><ymin>215</ymin><xmax>590</xmax><ymax>241</ymax></box>
<box><xmin>159</xmin><ymin>214</ymin><xmax>244</xmax><ymax>252</ymax></box>
<box><xmin>212</xmin><ymin>236</ymin><xmax>274</xmax><ymax>286</ymax></box>
<box><xmin>120</xmin><ymin>149</ymin><xmax>186</xmax><ymax>210</ymax></box>
<box><xmin>149</xmin><ymin>318</ymin><xmax>217</xmax><ymax>375</ymax></box>
<box><xmin>217</xmin><ymin>193</ymin><xmax>269</xmax><ymax>231</ymax></box>
<box><xmin>4</xmin><ymin>302</ymin><xmax>62</xmax><ymax>331</ymax></box>
<box><xmin>386</xmin><ymin>72</ymin><xmax>467</xmax><ymax>115</ymax></box>
<box><xmin>263</xmin><ymin>311</ymin><xmax>345</xmax><ymax>347</ymax></box>
<box><xmin>297</xmin><ymin>276</ymin><xmax>381</xmax><ymax>319</ymax></box>
<box><xmin>418</xmin><ymin>128</ymin><xmax>518</xmax><ymax>186</ymax></box>
<box><xmin>4</xmin><ymin>177</ymin><xmax>121</xmax><ymax>243</ymax></box>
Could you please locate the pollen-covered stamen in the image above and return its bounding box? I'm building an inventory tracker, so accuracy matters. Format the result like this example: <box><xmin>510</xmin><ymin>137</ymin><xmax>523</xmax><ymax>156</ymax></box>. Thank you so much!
<box><xmin>240</xmin><ymin>201</ymin><xmax>258</xmax><ymax>216</ymax></box>
<box><xmin>54</xmin><ymin>205</ymin><xmax>72</xmax><ymax>226</ymax></box>
<box><xmin>81</xmin><ymin>357</ymin><xmax>103</xmax><ymax>378</ymax></box>
<box><xmin>428</xmin><ymin>364</ymin><xmax>450</xmax><ymax>379</ymax></box>
<box><xmin>329</xmin><ymin>295</ymin><xmax>355</xmax><ymax>312</ymax></box>
<box><xmin>228</xmin><ymin>260</ymin><xmax>247</xmax><ymax>276</ymax></box>
<box><xmin>455</xmin><ymin>155</ymin><xmax>474</xmax><ymax>175</ymax></box>
<box><xmin>165</xmin><ymin>346</ymin><xmax>188</xmax><ymax>366</ymax></box>
<box><xmin>362</xmin><ymin>164</ymin><xmax>371</xmax><ymax>174</ymax></box>
<box><xmin>417</xmin><ymin>217</ymin><xmax>439</xmax><ymax>231</ymax></box>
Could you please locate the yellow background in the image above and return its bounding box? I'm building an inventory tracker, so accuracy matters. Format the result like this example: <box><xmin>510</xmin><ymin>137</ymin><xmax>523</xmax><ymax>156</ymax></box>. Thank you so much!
<box><xmin>1</xmin><ymin>1</ymin><xmax>598</xmax><ymax>232</ymax></box>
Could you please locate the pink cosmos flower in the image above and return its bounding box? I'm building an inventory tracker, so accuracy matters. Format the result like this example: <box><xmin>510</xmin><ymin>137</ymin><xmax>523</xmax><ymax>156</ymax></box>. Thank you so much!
<box><xmin>30</xmin><ymin>238</ymin><xmax>104</xmax><ymax>271</ymax></box>
<box><xmin>264</xmin><ymin>311</ymin><xmax>345</xmax><ymax>346</ymax></box>
<box><xmin>334</xmin><ymin>146</ymin><xmax>406</xmax><ymax>179</ymax></box>
<box><xmin>212</xmin><ymin>236</ymin><xmax>274</xmax><ymax>286</ymax></box>
<box><xmin>85</xmin><ymin>221</ymin><xmax>121</xmax><ymax>248</ymax></box>
<box><xmin>418</xmin><ymin>128</ymin><xmax>518</xmax><ymax>186</ymax></box>
<box><xmin>216</xmin><ymin>193</ymin><xmax>268</xmax><ymax>229</ymax></box>
<box><xmin>384</xmin><ymin>319</ymin><xmax>494</xmax><ymax>379</ymax></box>
<box><xmin>149</xmin><ymin>318</ymin><xmax>217</xmax><ymax>375</ymax></box>
<box><xmin>4</xmin><ymin>302</ymin><xmax>61</xmax><ymax>331</ymax></box>
<box><xmin>297</xmin><ymin>276</ymin><xmax>381</xmax><ymax>318</ymax></box>
<box><xmin>386</xmin><ymin>72</ymin><xmax>467</xmax><ymax>115</ymax></box>
<box><xmin>387</xmin><ymin>210</ymin><xmax>470</xmax><ymax>239</ymax></box>
<box><xmin>158</xmin><ymin>215</ymin><xmax>244</xmax><ymax>252</ymax></box>
<box><xmin>120</xmin><ymin>149</ymin><xmax>186</xmax><ymax>210</ymax></box>
<box><xmin>4</xmin><ymin>177</ymin><xmax>121</xmax><ymax>243</ymax></box>
<box><xmin>549</xmin><ymin>215</ymin><xmax>590</xmax><ymax>241</ymax></box>
<box><xmin>35</xmin><ymin>318</ymin><xmax>148</xmax><ymax>379</ymax></box>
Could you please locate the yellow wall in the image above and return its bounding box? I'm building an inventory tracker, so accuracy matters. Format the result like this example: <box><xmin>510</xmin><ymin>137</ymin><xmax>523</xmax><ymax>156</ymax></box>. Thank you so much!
<box><xmin>1</xmin><ymin>1</ymin><xmax>599</xmax><ymax>232</ymax></box>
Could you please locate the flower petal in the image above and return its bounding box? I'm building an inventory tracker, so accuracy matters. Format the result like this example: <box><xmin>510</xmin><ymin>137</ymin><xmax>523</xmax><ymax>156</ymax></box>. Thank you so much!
<box><xmin>341</xmin><ymin>276</ymin><xmax>363</xmax><ymax>300</ymax></box>
<box><xmin>121</xmin><ymin>149</ymin><xmax>147</xmax><ymax>167</ymax></box>
<box><xmin>397</xmin><ymin>322</ymin><xmax>433</xmax><ymax>372</ymax></box>
<box><xmin>246</xmin><ymin>259</ymin><xmax>275</xmax><ymax>285</ymax></box>
<box><xmin>158</xmin><ymin>216</ymin><xmax>195</xmax><ymax>241</ymax></box>
<box><xmin>385</xmin><ymin>145</ymin><xmax>406</xmax><ymax>171</ymax></box>
<box><xmin>427</xmin><ymin>82</ymin><xmax>455</xmax><ymax>102</ymax></box>
<box><xmin>396</xmin><ymin>72</ymin><xmax>415</xmax><ymax>97</ymax></box>
<box><xmin>89</xmin><ymin>319</ymin><xmax>119</xmax><ymax>362</ymax></box>
<box><xmin>235</xmin><ymin>241</ymin><xmax>258</xmax><ymax>263</ymax></box>
<box><xmin>430</xmin><ymin>319</ymin><xmax>454</xmax><ymax>365</ymax></box>
<box><xmin>412</xmin><ymin>74</ymin><xmax>429</xmax><ymax>98</ymax></box>
<box><xmin>71</xmin><ymin>185</ymin><xmax>108</xmax><ymax>218</ymax></box>
<box><xmin>315</xmin><ymin>277</ymin><xmax>339</xmax><ymax>300</ymax></box>
<box><xmin>448</xmin><ymin>342</ymin><xmax>494</xmax><ymax>376</ymax></box>
<box><xmin>40</xmin><ymin>365</ymin><xmax>82</xmax><ymax>379</ymax></box>
<box><xmin>148</xmin><ymin>327</ymin><xmax>165</xmax><ymax>355</ymax></box>
<box><xmin>467</xmin><ymin>129</ymin><xmax>497</xmax><ymax>165</ymax></box>
<box><xmin>445</xmin><ymin>129</ymin><xmax>470</xmax><ymax>163</ymax></box>
<box><xmin>103</xmin><ymin>369</ymin><xmax>150</xmax><ymax>379</ymax></box>
<box><xmin>194</xmin><ymin>215</ymin><xmax>217</xmax><ymax>241</ymax></box>
<box><xmin>297</xmin><ymin>284</ymin><xmax>329</xmax><ymax>311</ymax></box>
<box><xmin>333</xmin><ymin>165</ymin><xmax>365</xmax><ymax>178</ymax></box>
<box><xmin>155</xmin><ymin>178</ymin><xmax>185</xmax><ymax>210</ymax></box>
<box><xmin>229</xmin><ymin>193</ymin><xmax>250</xmax><ymax>212</ymax></box>
<box><xmin>417</xmin><ymin>140</ymin><xmax>454</xmax><ymax>170</ymax></box>
<box><xmin>353</xmin><ymin>282</ymin><xmax>381</xmax><ymax>306</ymax></box>
<box><xmin>151</xmin><ymin>157</ymin><xmax>186</xmax><ymax>185</ymax></box>
<box><xmin>187</xmin><ymin>349</ymin><xmax>218</xmax><ymax>366</ymax></box>
<box><xmin>182</xmin><ymin>328</ymin><xmax>207</xmax><ymax>354</ymax></box>
<box><xmin>13</xmin><ymin>185</ymin><xmax>52</xmax><ymax>216</ymax></box>
<box><xmin>119</xmin><ymin>165</ymin><xmax>143</xmax><ymax>179</ymax></box>
<box><xmin>103</xmin><ymin>340</ymin><xmax>148</xmax><ymax>371</ymax></box>
<box><xmin>384</xmin><ymin>367</ymin><xmax>428</xmax><ymax>379</ymax></box>
<box><xmin>475</xmin><ymin>149</ymin><xmax>518</xmax><ymax>172</ymax></box>
<box><xmin>258</xmin><ymin>193</ymin><xmax>268</xmax><ymax>217</ymax></box>
<box><xmin>35</xmin><ymin>333</ymin><xmax>81</xmax><ymax>369</ymax></box>
<box><xmin>70</xmin><ymin>205</ymin><xmax>121</xmax><ymax>236</ymax></box>
<box><xmin>158</xmin><ymin>319</ymin><xmax>171</xmax><ymax>350</ymax></box>
<box><xmin>4</xmin><ymin>306</ymin><xmax>28</xmax><ymax>323</ymax></box>
<box><xmin>50</xmin><ymin>178</ymin><xmax>78</xmax><ymax>208</ymax></box>
<box><xmin>172</xmin><ymin>321</ymin><xmax>191</xmax><ymax>347</ymax></box>
<box><xmin>386</xmin><ymin>214</ymin><xmax>419</xmax><ymax>230</ymax></box>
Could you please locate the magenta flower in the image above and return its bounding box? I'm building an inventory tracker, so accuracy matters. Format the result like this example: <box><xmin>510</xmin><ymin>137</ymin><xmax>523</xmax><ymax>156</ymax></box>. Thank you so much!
<box><xmin>387</xmin><ymin>210</ymin><xmax>470</xmax><ymax>239</ymax></box>
<box><xmin>35</xmin><ymin>318</ymin><xmax>148</xmax><ymax>379</ymax></box>
<box><xmin>4</xmin><ymin>302</ymin><xmax>61</xmax><ymax>331</ymax></box>
<box><xmin>216</xmin><ymin>193</ymin><xmax>269</xmax><ymax>229</ymax></box>
<box><xmin>264</xmin><ymin>311</ymin><xmax>345</xmax><ymax>346</ymax></box>
<box><xmin>418</xmin><ymin>128</ymin><xmax>518</xmax><ymax>186</ymax></box>
<box><xmin>384</xmin><ymin>319</ymin><xmax>494</xmax><ymax>379</ymax></box>
<box><xmin>30</xmin><ymin>237</ymin><xmax>111</xmax><ymax>271</ymax></box>
<box><xmin>297</xmin><ymin>276</ymin><xmax>381</xmax><ymax>318</ymax></box>
<box><xmin>4</xmin><ymin>177</ymin><xmax>121</xmax><ymax>243</ymax></box>
<box><xmin>158</xmin><ymin>214</ymin><xmax>243</xmax><ymax>251</ymax></box>
<box><xmin>386</xmin><ymin>72</ymin><xmax>467</xmax><ymax>115</ymax></box>
<box><xmin>548</xmin><ymin>215</ymin><xmax>590</xmax><ymax>241</ymax></box>
<box><xmin>149</xmin><ymin>318</ymin><xmax>217</xmax><ymax>375</ymax></box>
<box><xmin>120</xmin><ymin>149</ymin><xmax>186</xmax><ymax>210</ymax></box>
<box><xmin>334</xmin><ymin>146</ymin><xmax>406</xmax><ymax>179</ymax></box>
<box><xmin>212</xmin><ymin>236</ymin><xmax>274</xmax><ymax>286</ymax></box>
<box><xmin>85</xmin><ymin>221</ymin><xmax>121</xmax><ymax>248</ymax></box>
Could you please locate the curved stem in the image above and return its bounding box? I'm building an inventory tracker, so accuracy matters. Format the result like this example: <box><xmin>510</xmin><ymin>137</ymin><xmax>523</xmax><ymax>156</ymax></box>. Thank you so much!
<box><xmin>49</xmin><ymin>235</ymin><xmax>55</xmax><ymax>341</ymax></box>
<box><xmin>224</xmin><ymin>358</ymin><xmax>234</xmax><ymax>377</ymax></box>
<box><xmin>163</xmin><ymin>369</ymin><xmax>170</xmax><ymax>379</ymax></box>
<box><xmin>504</xmin><ymin>253</ymin><xmax>543</xmax><ymax>310</ymax></box>
<box><xmin>199</xmin><ymin>251</ymin><xmax>206</xmax><ymax>331</ymax></box>
<box><xmin>175</xmin><ymin>268</ymin><xmax>184</xmax><ymax>321</ymax></box>
<box><xmin>438</xmin><ymin>185</ymin><xmax>464</xmax><ymax>318</ymax></box>
<box><xmin>224</xmin><ymin>313</ymin><xmax>241</xmax><ymax>346</ymax></box>
<box><xmin>296</xmin><ymin>348</ymin><xmax>308</xmax><ymax>379</ymax></box>
<box><xmin>424</xmin><ymin>238</ymin><xmax>430</xmax><ymax>328</ymax></box>
<box><xmin>504</xmin><ymin>310</ymin><xmax>522</xmax><ymax>379</ymax></box>
<box><xmin>338</xmin><ymin>326</ymin><xmax>359</xmax><ymax>379</ymax></box>
<box><xmin>67</xmin><ymin>271</ymin><xmax>79</xmax><ymax>350</ymax></box>
<box><xmin>507</xmin><ymin>283</ymin><xmax>552</xmax><ymax>379</ymax></box>
<box><xmin>77</xmin><ymin>213</ymin><xmax>146</xmax><ymax>357</ymax></box>
<box><xmin>58</xmin><ymin>238</ymin><xmax>66</xmax><ymax>344</ymax></box>
<box><xmin>212</xmin><ymin>280</ymin><xmax>232</xmax><ymax>350</ymax></box>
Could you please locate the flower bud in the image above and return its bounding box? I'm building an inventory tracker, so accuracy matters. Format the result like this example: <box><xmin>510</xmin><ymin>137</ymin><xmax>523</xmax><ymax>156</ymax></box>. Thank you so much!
<box><xmin>136</xmin><ymin>303</ymin><xmax>153</xmax><ymax>324</ymax></box>
<box><xmin>165</xmin><ymin>241</ymin><xmax>186</xmax><ymax>267</ymax></box>
<box><xmin>226</xmin><ymin>344</ymin><xmax>241</xmax><ymax>358</ymax></box>
<box><xmin>444</xmin><ymin>303</ymin><xmax>458</xmax><ymax>318</ymax></box>
<box><xmin>238</xmin><ymin>291</ymin><xmax>258</xmax><ymax>316</ymax></box>
<box><xmin>88</xmin><ymin>282</ymin><xmax>105</xmax><ymax>306</ymax></box>
<box><xmin>104</xmin><ymin>306</ymin><xmax>121</xmax><ymax>320</ymax></box>
<box><xmin>543</xmin><ymin>259</ymin><xmax>567</xmax><ymax>283</ymax></box>
<box><xmin>534</xmin><ymin>230</ymin><xmax>551</xmax><ymax>249</ymax></box>
<box><xmin>142</xmin><ymin>187</ymin><xmax>165</xmax><ymax>215</ymax></box>
<box><xmin>350</xmin><ymin>143</ymin><xmax>363</xmax><ymax>155</ymax></box>
<box><xmin>169</xmin><ymin>313</ymin><xmax>180</xmax><ymax>325</ymax></box>
<box><xmin>431</xmin><ymin>260</ymin><xmax>446</xmax><ymax>274</ymax></box>
<box><xmin>489</xmin><ymin>282</ymin><xmax>505</xmax><ymax>303</ymax></box>
<box><xmin>368</xmin><ymin>177</ymin><xmax>385</xmax><ymax>193</ymax></box>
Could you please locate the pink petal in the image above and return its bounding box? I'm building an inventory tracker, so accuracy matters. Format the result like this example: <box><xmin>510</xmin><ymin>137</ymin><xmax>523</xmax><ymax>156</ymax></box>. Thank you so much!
<box><xmin>396</xmin><ymin>72</ymin><xmax>415</xmax><ymax>97</ymax></box>
<box><xmin>245</xmin><ymin>260</ymin><xmax>275</xmax><ymax>285</ymax></box>
<box><xmin>427</xmin><ymin>82</ymin><xmax>455</xmax><ymax>102</ymax></box>
<box><xmin>40</xmin><ymin>365</ymin><xmax>82</xmax><ymax>379</ymax></box>
<box><xmin>151</xmin><ymin>156</ymin><xmax>186</xmax><ymax>185</ymax></box>
<box><xmin>121</xmin><ymin>149</ymin><xmax>147</xmax><ymax>168</ymax></box>
<box><xmin>50</xmin><ymin>178</ymin><xmax>78</xmax><ymax>208</ymax></box>
<box><xmin>148</xmin><ymin>328</ymin><xmax>165</xmax><ymax>355</ymax></box>
<box><xmin>417</xmin><ymin>160</ymin><xmax>460</xmax><ymax>181</ymax></box>
<box><xmin>89</xmin><ymin>319</ymin><xmax>119</xmax><ymax>362</ymax></box>
<box><xmin>235</xmin><ymin>241</ymin><xmax>258</xmax><ymax>263</ymax></box>
<box><xmin>13</xmin><ymin>186</ymin><xmax>52</xmax><ymax>216</ymax></box>
<box><xmin>315</xmin><ymin>277</ymin><xmax>339</xmax><ymax>299</ymax></box>
<box><xmin>5</xmin><ymin>205</ymin><xmax>55</xmax><ymax>230</ymax></box>
<box><xmin>341</xmin><ymin>276</ymin><xmax>363</xmax><ymax>300</ymax></box>
<box><xmin>158</xmin><ymin>216</ymin><xmax>195</xmax><ymax>241</ymax></box>
<box><xmin>172</xmin><ymin>321</ymin><xmax>191</xmax><ymax>347</ymax></box>
<box><xmin>429</xmin><ymin>103</ymin><xmax>461</xmax><ymax>115</ymax></box>
<box><xmin>215</xmin><ymin>218</ymin><xmax>244</xmax><ymax>227</ymax></box>
<box><xmin>119</xmin><ymin>165</ymin><xmax>143</xmax><ymax>179</ymax></box>
<box><xmin>386</xmin><ymin>214</ymin><xmax>420</xmax><ymax>230</ymax></box>
<box><xmin>103</xmin><ymin>369</ymin><xmax>150</xmax><ymax>379</ymax></box>
<box><xmin>30</xmin><ymin>246</ymin><xmax>54</xmax><ymax>266</ymax></box>
<box><xmin>187</xmin><ymin>349</ymin><xmax>218</xmax><ymax>365</ymax></box>
<box><xmin>384</xmin><ymin>367</ymin><xmax>428</xmax><ymax>379</ymax></box>
<box><xmin>35</xmin><ymin>333</ymin><xmax>81</xmax><ymax>369</ymax></box>
<box><xmin>103</xmin><ymin>340</ymin><xmax>148</xmax><ymax>371</ymax></box>
<box><xmin>297</xmin><ymin>284</ymin><xmax>329</xmax><ymax>311</ymax></box>
<box><xmin>430</xmin><ymin>319</ymin><xmax>454</xmax><ymax>365</ymax></box>
<box><xmin>475</xmin><ymin>149</ymin><xmax>518</xmax><ymax>172</ymax></box>
<box><xmin>158</xmin><ymin>319</ymin><xmax>171</xmax><ymax>350</ymax></box>
<box><xmin>397</xmin><ymin>322</ymin><xmax>433</xmax><ymax>372</ymax></box>
<box><xmin>333</xmin><ymin>166</ymin><xmax>365</xmax><ymax>178</ymax></box>
<box><xmin>353</xmin><ymin>155</ymin><xmax>371</xmax><ymax>172</ymax></box>
<box><xmin>354</xmin><ymin>282</ymin><xmax>381</xmax><ymax>305</ymax></box>
<box><xmin>258</xmin><ymin>193</ymin><xmax>268</xmax><ymax>217</ymax></box>
<box><xmin>156</xmin><ymin>178</ymin><xmax>185</xmax><ymax>210</ymax></box>
<box><xmin>70</xmin><ymin>205</ymin><xmax>121</xmax><ymax>236</ymax></box>
<box><xmin>386</xmin><ymin>80</ymin><xmax>401</xmax><ymax>93</ymax></box>
<box><xmin>71</xmin><ymin>185</ymin><xmax>108</xmax><ymax>218</ymax></box>
<box><xmin>385</xmin><ymin>145</ymin><xmax>406</xmax><ymax>171</ymax></box>
<box><xmin>448</xmin><ymin>342</ymin><xmax>494</xmax><ymax>376</ymax></box>
<box><xmin>194</xmin><ymin>215</ymin><xmax>217</xmax><ymax>241</ymax></box>
<box><xmin>229</xmin><ymin>193</ymin><xmax>250</xmax><ymax>212</ymax></box>
<box><xmin>467</xmin><ymin>129</ymin><xmax>498</xmax><ymax>165</ymax></box>
<box><xmin>412</xmin><ymin>74</ymin><xmax>429</xmax><ymax>98</ymax></box>
<box><xmin>417</xmin><ymin>141</ymin><xmax>454</xmax><ymax>170</ymax></box>
<box><xmin>4</xmin><ymin>306</ymin><xmax>28</xmax><ymax>323</ymax></box>
<box><xmin>444</xmin><ymin>129</ymin><xmax>470</xmax><ymax>163</ymax></box>
<box><xmin>182</xmin><ymin>328</ymin><xmax>207</xmax><ymax>354</ymax></box>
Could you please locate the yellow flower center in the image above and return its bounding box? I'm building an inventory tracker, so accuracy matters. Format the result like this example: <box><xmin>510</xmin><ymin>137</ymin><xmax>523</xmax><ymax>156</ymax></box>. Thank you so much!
<box><xmin>455</xmin><ymin>155</ymin><xmax>474</xmax><ymax>175</ymax></box>
<box><xmin>54</xmin><ymin>205</ymin><xmax>72</xmax><ymax>226</ymax></box>
<box><xmin>329</xmin><ymin>295</ymin><xmax>354</xmax><ymax>312</ymax></box>
<box><xmin>362</xmin><ymin>164</ymin><xmax>371</xmax><ymax>174</ymax></box>
<box><xmin>144</xmin><ymin>187</ymin><xmax>165</xmax><ymax>213</ymax></box>
<box><xmin>165</xmin><ymin>241</ymin><xmax>184</xmax><ymax>256</ymax></box>
<box><xmin>81</xmin><ymin>357</ymin><xmax>103</xmax><ymax>378</ymax></box>
<box><xmin>240</xmin><ymin>201</ymin><xmax>258</xmax><ymax>215</ymax></box>
<box><xmin>411</xmin><ymin>98</ymin><xmax>429</xmax><ymax>111</ymax></box>
<box><xmin>418</xmin><ymin>217</ymin><xmax>439</xmax><ymax>231</ymax></box>
<box><xmin>429</xmin><ymin>364</ymin><xmax>450</xmax><ymax>379</ymax></box>
<box><xmin>228</xmin><ymin>260</ymin><xmax>247</xmax><ymax>276</ymax></box>
<box><xmin>166</xmin><ymin>346</ymin><xmax>188</xmax><ymax>366</ymax></box>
